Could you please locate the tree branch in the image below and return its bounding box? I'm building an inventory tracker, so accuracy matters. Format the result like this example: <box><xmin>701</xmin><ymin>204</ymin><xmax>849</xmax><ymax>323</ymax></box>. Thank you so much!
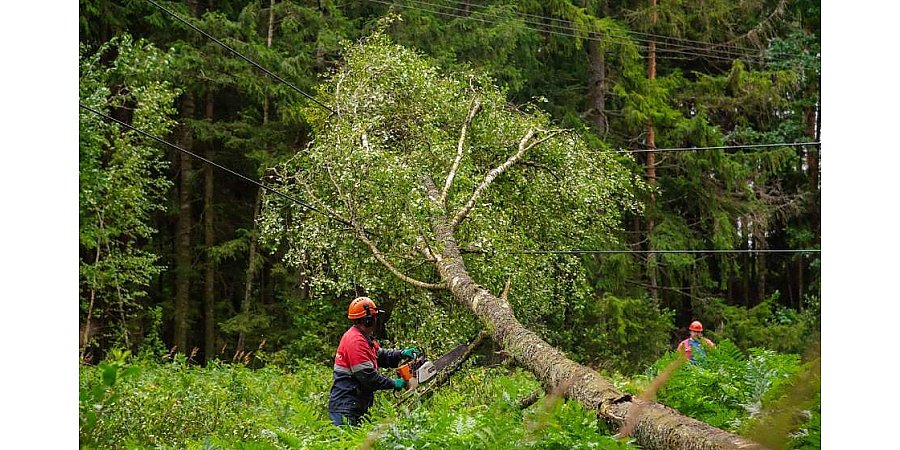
<box><xmin>449</xmin><ymin>129</ymin><xmax>563</xmax><ymax>230</ymax></box>
<box><xmin>302</xmin><ymin>181</ymin><xmax>352</xmax><ymax>229</ymax></box>
<box><xmin>354</xmin><ymin>228</ymin><xmax>446</xmax><ymax>290</ymax></box>
<box><xmin>329</xmin><ymin>161</ymin><xmax>444</xmax><ymax>290</ymax></box>
<box><xmin>521</xmin><ymin>160</ymin><xmax>562</xmax><ymax>183</ymax></box>
<box><xmin>500</xmin><ymin>276</ymin><xmax>511</xmax><ymax>301</ymax></box>
<box><xmin>361</xmin><ymin>131</ymin><xmax>371</xmax><ymax>153</ymax></box>
<box><xmin>440</xmin><ymin>98</ymin><xmax>482</xmax><ymax>205</ymax></box>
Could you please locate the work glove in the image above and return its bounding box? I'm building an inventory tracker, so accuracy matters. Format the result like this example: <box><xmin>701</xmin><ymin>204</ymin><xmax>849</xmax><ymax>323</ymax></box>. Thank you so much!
<box><xmin>400</xmin><ymin>347</ymin><xmax>419</xmax><ymax>359</ymax></box>
<box><xmin>392</xmin><ymin>377</ymin><xmax>407</xmax><ymax>391</ymax></box>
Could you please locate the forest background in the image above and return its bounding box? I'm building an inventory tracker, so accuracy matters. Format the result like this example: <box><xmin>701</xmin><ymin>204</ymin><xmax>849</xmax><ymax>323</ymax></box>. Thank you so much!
<box><xmin>2</xmin><ymin>1</ymin><xmax>898</xmax><ymax>448</ymax></box>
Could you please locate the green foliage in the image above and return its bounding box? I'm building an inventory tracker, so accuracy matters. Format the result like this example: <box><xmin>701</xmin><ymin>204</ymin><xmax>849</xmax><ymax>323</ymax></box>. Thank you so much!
<box><xmin>741</xmin><ymin>356</ymin><xmax>821</xmax><ymax>450</ymax></box>
<box><xmin>690</xmin><ymin>293</ymin><xmax>820</xmax><ymax>355</ymax></box>
<box><xmin>388</xmin><ymin>288</ymin><xmax>482</xmax><ymax>360</ymax></box>
<box><xmin>551</xmin><ymin>293</ymin><xmax>673</xmax><ymax>374</ymax></box>
<box><xmin>626</xmin><ymin>341</ymin><xmax>820</xmax><ymax>448</ymax></box>
<box><xmin>260</xmin><ymin>31</ymin><xmax>644</xmax><ymax>366</ymax></box>
<box><xmin>79</xmin><ymin>349</ymin><xmax>141</xmax><ymax>437</ymax></box>
<box><xmin>642</xmin><ymin>341</ymin><xmax>803</xmax><ymax>431</ymax></box>
<box><xmin>80</xmin><ymin>353</ymin><xmax>334</xmax><ymax>449</ymax></box>
<box><xmin>79</xmin><ymin>34</ymin><xmax>180</xmax><ymax>352</ymax></box>
<box><xmin>79</xmin><ymin>355</ymin><xmax>638</xmax><ymax>449</ymax></box>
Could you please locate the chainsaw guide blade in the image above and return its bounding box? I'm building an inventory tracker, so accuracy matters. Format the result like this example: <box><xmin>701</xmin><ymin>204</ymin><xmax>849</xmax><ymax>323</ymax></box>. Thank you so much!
<box><xmin>431</xmin><ymin>343</ymin><xmax>469</xmax><ymax>373</ymax></box>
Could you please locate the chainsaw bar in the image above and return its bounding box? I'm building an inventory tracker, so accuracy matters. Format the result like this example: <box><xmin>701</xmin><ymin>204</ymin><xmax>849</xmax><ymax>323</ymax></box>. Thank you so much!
<box><xmin>431</xmin><ymin>343</ymin><xmax>469</xmax><ymax>373</ymax></box>
<box><xmin>396</xmin><ymin>340</ymin><xmax>479</xmax><ymax>401</ymax></box>
<box><xmin>408</xmin><ymin>343</ymin><xmax>469</xmax><ymax>388</ymax></box>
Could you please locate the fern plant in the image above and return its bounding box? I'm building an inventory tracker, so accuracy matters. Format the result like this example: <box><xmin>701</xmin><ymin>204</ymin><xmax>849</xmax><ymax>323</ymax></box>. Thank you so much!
<box><xmin>638</xmin><ymin>340</ymin><xmax>817</xmax><ymax>448</ymax></box>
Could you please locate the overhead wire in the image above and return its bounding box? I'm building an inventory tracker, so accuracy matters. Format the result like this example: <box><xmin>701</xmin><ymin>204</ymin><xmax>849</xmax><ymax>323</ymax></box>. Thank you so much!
<box><xmin>79</xmin><ymin>103</ymin><xmax>352</xmax><ymax>228</ymax></box>
<box><xmin>125</xmin><ymin>0</ymin><xmax>820</xmax><ymax>258</ymax></box>
<box><xmin>507</xmin><ymin>249</ymin><xmax>819</xmax><ymax>255</ymax></box>
<box><xmin>368</xmin><ymin>0</ymin><xmax>736</xmax><ymax>63</ymax></box>
<box><xmin>372</xmin><ymin>0</ymin><xmax>720</xmax><ymax>61</ymax></box>
<box><xmin>425</xmin><ymin>0</ymin><xmax>778</xmax><ymax>56</ymax></box>
<box><xmin>614</xmin><ymin>141</ymin><xmax>820</xmax><ymax>154</ymax></box>
<box><xmin>144</xmin><ymin>0</ymin><xmax>335</xmax><ymax>114</ymax></box>
<box><xmin>455</xmin><ymin>0</ymin><xmax>802</xmax><ymax>62</ymax></box>
<box><xmin>409</xmin><ymin>0</ymin><xmax>771</xmax><ymax>61</ymax></box>
<box><xmin>370</xmin><ymin>0</ymin><xmax>785</xmax><ymax>63</ymax></box>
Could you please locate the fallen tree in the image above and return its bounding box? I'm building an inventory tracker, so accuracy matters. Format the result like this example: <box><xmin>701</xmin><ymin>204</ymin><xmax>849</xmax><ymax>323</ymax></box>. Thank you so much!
<box><xmin>427</xmin><ymin>208</ymin><xmax>762</xmax><ymax>449</ymax></box>
<box><xmin>261</xmin><ymin>31</ymin><xmax>764</xmax><ymax>449</ymax></box>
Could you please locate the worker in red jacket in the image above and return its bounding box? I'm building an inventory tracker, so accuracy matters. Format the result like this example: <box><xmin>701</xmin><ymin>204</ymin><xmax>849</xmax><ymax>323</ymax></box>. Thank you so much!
<box><xmin>677</xmin><ymin>320</ymin><xmax>715</xmax><ymax>362</ymax></box>
<box><xmin>328</xmin><ymin>296</ymin><xmax>418</xmax><ymax>426</ymax></box>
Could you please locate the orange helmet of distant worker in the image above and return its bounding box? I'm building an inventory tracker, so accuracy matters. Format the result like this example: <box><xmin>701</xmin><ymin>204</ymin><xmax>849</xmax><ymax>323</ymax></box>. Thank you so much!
<box><xmin>347</xmin><ymin>296</ymin><xmax>381</xmax><ymax>320</ymax></box>
<box><xmin>689</xmin><ymin>321</ymin><xmax>704</xmax><ymax>332</ymax></box>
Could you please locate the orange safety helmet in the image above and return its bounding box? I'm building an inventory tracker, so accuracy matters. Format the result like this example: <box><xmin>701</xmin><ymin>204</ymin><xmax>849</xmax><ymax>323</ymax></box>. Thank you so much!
<box><xmin>347</xmin><ymin>296</ymin><xmax>382</xmax><ymax>320</ymax></box>
<box><xmin>689</xmin><ymin>321</ymin><xmax>704</xmax><ymax>332</ymax></box>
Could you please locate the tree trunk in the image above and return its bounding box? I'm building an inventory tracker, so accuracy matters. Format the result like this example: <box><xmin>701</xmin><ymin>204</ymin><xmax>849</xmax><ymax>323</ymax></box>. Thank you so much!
<box><xmin>237</xmin><ymin>190</ymin><xmax>263</xmax><ymax>355</ymax></box>
<box><xmin>423</xmin><ymin>178</ymin><xmax>762</xmax><ymax>450</ymax></box>
<box><xmin>757</xmin><ymin>251</ymin><xmax>766</xmax><ymax>305</ymax></box>
<box><xmin>645</xmin><ymin>0</ymin><xmax>659</xmax><ymax>302</ymax></box>
<box><xmin>174</xmin><ymin>92</ymin><xmax>195</xmax><ymax>354</ymax></box>
<box><xmin>797</xmin><ymin>256</ymin><xmax>804</xmax><ymax>308</ymax></box>
<box><xmin>236</xmin><ymin>1</ymin><xmax>276</xmax><ymax>355</ymax></box>
<box><xmin>741</xmin><ymin>222</ymin><xmax>751</xmax><ymax>307</ymax></box>
<box><xmin>805</xmin><ymin>84</ymin><xmax>820</xmax><ymax>242</ymax></box>
<box><xmin>263</xmin><ymin>0</ymin><xmax>275</xmax><ymax>125</ymax></box>
<box><xmin>203</xmin><ymin>92</ymin><xmax>216</xmax><ymax>362</ymax></box>
<box><xmin>586</xmin><ymin>37</ymin><xmax>608</xmax><ymax>135</ymax></box>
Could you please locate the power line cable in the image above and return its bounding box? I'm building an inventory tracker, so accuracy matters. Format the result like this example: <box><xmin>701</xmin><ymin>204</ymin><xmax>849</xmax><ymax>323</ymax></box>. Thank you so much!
<box><xmin>143</xmin><ymin>0</ymin><xmax>335</xmax><ymax>114</ymax></box>
<box><xmin>410</xmin><ymin>0</ymin><xmax>774</xmax><ymax>60</ymax></box>
<box><xmin>507</xmin><ymin>249</ymin><xmax>819</xmax><ymax>255</ymax></box>
<box><xmin>79</xmin><ymin>103</ymin><xmax>351</xmax><ymax>228</ymax></box>
<box><xmin>614</xmin><ymin>141</ymin><xmax>820</xmax><ymax>154</ymax></box>
<box><xmin>430</xmin><ymin>0</ymin><xmax>781</xmax><ymax>56</ymax></box>
<box><xmin>372</xmin><ymin>0</ymin><xmax>777</xmax><ymax>63</ymax></box>
<box><xmin>372</xmin><ymin>0</ymin><xmax>738</xmax><ymax>63</ymax></box>
<box><xmin>368</xmin><ymin>0</ymin><xmax>723</xmax><ymax>61</ymax></box>
<box><xmin>131</xmin><ymin>1</ymin><xmax>818</xmax><ymax>258</ymax></box>
<box><xmin>79</xmin><ymin>105</ymin><xmax>820</xmax><ymax>258</ymax></box>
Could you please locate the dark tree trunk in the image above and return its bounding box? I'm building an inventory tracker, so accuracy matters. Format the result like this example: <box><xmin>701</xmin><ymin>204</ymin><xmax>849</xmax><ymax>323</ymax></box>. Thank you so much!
<box><xmin>757</xmin><ymin>252</ymin><xmax>766</xmax><ymax>305</ymax></box>
<box><xmin>741</xmin><ymin>226</ymin><xmax>751</xmax><ymax>307</ymax></box>
<box><xmin>174</xmin><ymin>92</ymin><xmax>196</xmax><ymax>354</ymax></box>
<box><xmin>586</xmin><ymin>38</ymin><xmax>608</xmax><ymax>135</ymax></box>
<box><xmin>203</xmin><ymin>92</ymin><xmax>216</xmax><ymax>362</ymax></box>
<box><xmin>645</xmin><ymin>0</ymin><xmax>659</xmax><ymax>302</ymax></box>
<box><xmin>423</xmin><ymin>178</ymin><xmax>762</xmax><ymax>450</ymax></box>
<box><xmin>805</xmin><ymin>84</ymin><xmax>820</xmax><ymax>243</ymax></box>
<box><xmin>237</xmin><ymin>190</ymin><xmax>262</xmax><ymax>356</ymax></box>
<box><xmin>798</xmin><ymin>256</ymin><xmax>804</xmax><ymax>307</ymax></box>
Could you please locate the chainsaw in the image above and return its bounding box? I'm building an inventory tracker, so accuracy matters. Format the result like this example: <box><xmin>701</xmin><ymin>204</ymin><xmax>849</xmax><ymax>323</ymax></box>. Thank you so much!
<box><xmin>396</xmin><ymin>343</ymin><xmax>468</xmax><ymax>390</ymax></box>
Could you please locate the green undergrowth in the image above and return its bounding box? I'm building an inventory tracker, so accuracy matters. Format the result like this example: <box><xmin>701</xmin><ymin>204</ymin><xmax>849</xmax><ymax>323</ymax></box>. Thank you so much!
<box><xmin>620</xmin><ymin>340</ymin><xmax>821</xmax><ymax>450</ymax></box>
<box><xmin>80</xmin><ymin>345</ymin><xmax>819</xmax><ymax>449</ymax></box>
<box><xmin>79</xmin><ymin>352</ymin><xmax>637</xmax><ymax>449</ymax></box>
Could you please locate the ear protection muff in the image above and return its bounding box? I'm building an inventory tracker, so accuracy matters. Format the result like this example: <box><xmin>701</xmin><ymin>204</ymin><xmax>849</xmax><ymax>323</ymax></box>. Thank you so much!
<box><xmin>361</xmin><ymin>304</ymin><xmax>377</xmax><ymax>327</ymax></box>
